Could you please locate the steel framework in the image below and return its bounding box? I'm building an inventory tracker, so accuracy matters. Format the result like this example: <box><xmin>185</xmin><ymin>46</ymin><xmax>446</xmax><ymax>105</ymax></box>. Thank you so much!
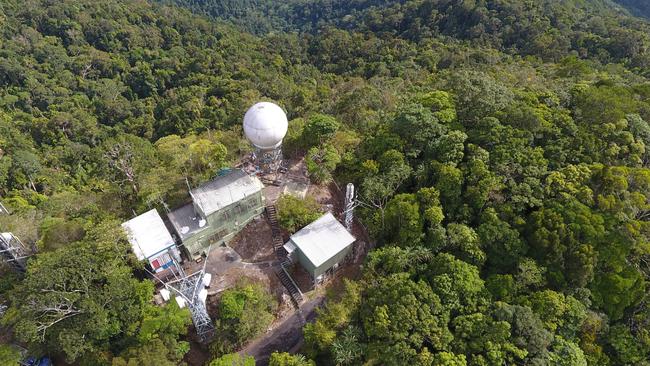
<box><xmin>344</xmin><ymin>183</ymin><xmax>356</xmax><ymax>232</ymax></box>
<box><xmin>253</xmin><ymin>146</ymin><xmax>283</xmax><ymax>174</ymax></box>
<box><xmin>149</xmin><ymin>246</ymin><xmax>215</xmax><ymax>342</ymax></box>
<box><xmin>0</xmin><ymin>232</ymin><xmax>30</xmax><ymax>272</ymax></box>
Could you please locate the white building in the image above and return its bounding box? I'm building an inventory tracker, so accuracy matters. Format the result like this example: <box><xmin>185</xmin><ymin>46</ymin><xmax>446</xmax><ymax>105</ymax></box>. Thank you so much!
<box><xmin>122</xmin><ymin>209</ymin><xmax>181</xmax><ymax>273</ymax></box>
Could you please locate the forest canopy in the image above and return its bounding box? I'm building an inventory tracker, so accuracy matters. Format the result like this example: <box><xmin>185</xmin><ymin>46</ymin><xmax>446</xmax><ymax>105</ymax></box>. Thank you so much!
<box><xmin>0</xmin><ymin>0</ymin><xmax>650</xmax><ymax>365</ymax></box>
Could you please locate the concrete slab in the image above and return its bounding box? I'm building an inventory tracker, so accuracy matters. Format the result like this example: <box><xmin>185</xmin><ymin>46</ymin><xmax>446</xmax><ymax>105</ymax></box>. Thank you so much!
<box><xmin>282</xmin><ymin>181</ymin><xmax>309</xmax><ymax>199</ymax></box>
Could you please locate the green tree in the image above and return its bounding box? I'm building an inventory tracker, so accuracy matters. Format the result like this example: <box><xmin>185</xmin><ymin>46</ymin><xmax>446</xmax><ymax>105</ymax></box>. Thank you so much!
<box><xmin>360</xmin><ymin>150</ymin><xmax>412</xmax><ymax>231</ymax></box>
<box><xmin>360</xmin><ymin>273</ymin><xmax>452</xmax><ymax>364</ymax></box>
<box><xmin>526</xmin><ymin>199</ymin><xmax>604</xmax><ymax>288</ymax></box>
<box><xmin>11</xmin><ymin>150</ymin><xmax>41</xmax><ymax>191</ymax></box>
<box><xmin>188</xmin><ymin>138</ymin><xmax>228</xmax><ymax>177</ymax></box>
<box><xmin>431</xmin><ymin>352</ymin><xmax>467</xmax><ymax>366</ymax></box>
<box><xmin>302</xmin><ymin>114</ymin><xmax>341</xmax><ymax>147</ymax></box>
<box><xmin>0</xmin><ymin>344</ymin><xmax>21</xmax><ymax>365</ymax></box>
<box><xmin>276</xmin><ymin>194</ymin><xmax>322</xmax><ymax>233</ymax></box>
<box><xmin>113</xmin><ymin>302</ymin><xmax>191</xmax><ymax>365</ymax></box>
<box><xmin>449</xmin><ymin>71</ymin><xmax>514</xmax><ymax>124</ymax></box>
<box><xmin>210</xmin><ymin>353</ymin><xmax>256</xmax><ymax>366</ymax></box>
<box><xmin>303</xmin><ymin>280</ymin><xmax>362</xmax><ymax>357</ymax></box>
<box><xmin>522</xmin><ymin>290</ymin><xmax>587</xmax><ymax>337</ymax></box>
<box><xmin>331</xmin><ymin>326</ymin><xmax>363</xmax><ymax>365</ymax></box>
<box><xmin>443</xmin><ymin>224</ymin><xmax>485</xmax><ymax>268</ymax></box>
<box><xmin>425</xmin><ymin>253</ymin><xmax>487</xmax><ymax>316</ymax></box>
<box><xmin>269</xmin><ymin>352</ymin><xmax>315</xmax><ymax>366</ymax></box>
<box><xmin>493</xmin><ymin>303</ymin><xmax>553</xmax><ymax>361</ymax></box>
<box><xmin>450</xmin><ymin>312</ymin><xmax>527</xmax><ymax>364</ymax></box>
<box><xmin>607</xmin><ymin>324</ymin><xmax>649</xmax><ymax>365</ymax></box>
<box><xmin>391</xmin><ymin>102</ymin><xmax>447</xmax><ymax>159</ymax></box>
<box><xmin>8</xmin><ymin>221</ymin><xmax>153</xmax><ymax>363</ymax></box>
<box><xmin>427</xmin><ymin>130</ymin><xmax>467</xmax><ymax>166</ymax></box>
<box><xmin>477</xmin><ymin>208</ymin><xmax>526</xmax><ymax>272</ymax></box>
<box><xmin>216</xmin><ymin>281</ymin><xmax>277</xmax><ymax>347</ymax></box>
<box><xmin>548</xmin><ymin>337</ymin><xmax>587</xmax><ymax>366</ymax></box>
<box><xmin>383</xmin><ymin>193</ymin><xmax>424</xmax><ymax>247</ymax></box>
<box><xmin>305</xmin><ymin>144</ymin><xmax>341</xmax><ymax>183</ymax></box>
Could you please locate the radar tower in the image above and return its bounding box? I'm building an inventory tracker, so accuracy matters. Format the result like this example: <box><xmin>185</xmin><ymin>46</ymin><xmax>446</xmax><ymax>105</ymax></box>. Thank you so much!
<box><xmin>243</xmin><ymin>102</ymin><xmax>288</xmax><ymax>175</ymax></box>
<box><xmin>149</xmin><ymin>246</ymin><xmax>215</xmax><ymax>342</ymax></box>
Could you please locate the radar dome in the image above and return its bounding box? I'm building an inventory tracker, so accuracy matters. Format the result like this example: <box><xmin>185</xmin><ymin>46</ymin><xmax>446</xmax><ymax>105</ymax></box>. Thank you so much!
<box><xmin>243</xmin><ymin>102</ymin><xmax>288</xmax><ymax>150</ymax></box>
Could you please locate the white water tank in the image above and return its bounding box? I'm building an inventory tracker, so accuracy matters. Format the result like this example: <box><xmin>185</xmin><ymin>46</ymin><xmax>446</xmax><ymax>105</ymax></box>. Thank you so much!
<box><xmin>175</xmin><ymin>296</ymin><xmax>187</xmax><ymax>309</ymax></box>
<box><xmin>243</xmin><ymin>102</ymin><xmax>288</xmax><ymax>150</ymax></box>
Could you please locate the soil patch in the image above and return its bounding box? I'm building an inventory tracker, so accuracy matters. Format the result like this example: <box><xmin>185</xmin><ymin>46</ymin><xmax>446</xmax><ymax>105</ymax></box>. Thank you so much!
<box><xmin>230</xmin><ymin>217</ymin><xmax>276</xmax><ymax>263</ymax></box>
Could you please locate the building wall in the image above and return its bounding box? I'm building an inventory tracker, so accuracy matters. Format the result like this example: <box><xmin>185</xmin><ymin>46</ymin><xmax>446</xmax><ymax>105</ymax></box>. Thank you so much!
<box><xmin>148</xmin><ymin>249</ymin><xmax>176</xmax><ymax>273</ymax></box>
<box><xmin>183</xmin><ymin>191</ymin><xmax>264</xmax><ymax>259</ymax></box>
<box><xmin>296</xmin><ymin>241</ymin><xmax>353</xmax><ymax>279</ymax></box>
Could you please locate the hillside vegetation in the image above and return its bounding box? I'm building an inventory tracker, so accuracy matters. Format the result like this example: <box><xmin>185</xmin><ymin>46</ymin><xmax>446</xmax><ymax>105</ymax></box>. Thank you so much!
<box><xmin>614</xmin><ymin>0</ymin><xmax>650</xmax><ymax>18</ymax></box>
<box><xmin>0</xmin><ymin>0</ymin><xmax>649</xmax><ymax>365</ymax></box>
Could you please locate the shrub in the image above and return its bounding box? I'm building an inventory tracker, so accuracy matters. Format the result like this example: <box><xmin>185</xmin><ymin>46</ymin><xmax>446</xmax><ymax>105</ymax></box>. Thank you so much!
<box><xmin>277</xmin><ymin>194</ymin><xmax>322</xmax><ymax>233</ymax></box>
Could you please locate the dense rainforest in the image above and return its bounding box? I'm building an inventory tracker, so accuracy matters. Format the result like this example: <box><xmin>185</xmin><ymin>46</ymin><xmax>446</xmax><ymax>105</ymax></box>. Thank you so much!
<box><xmin>614</xmin><ymin>0</ymin><xmax>650</xmax><ymax>19</ymax></box>
<box><xmin>1</xmin><ymin>0</ymin><xmax>650</xmax><ymax>365</ymax></box>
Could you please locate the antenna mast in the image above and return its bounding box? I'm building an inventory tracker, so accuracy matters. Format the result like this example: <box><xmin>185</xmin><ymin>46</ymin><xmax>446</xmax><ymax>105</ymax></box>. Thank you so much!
<box><xmin>344</xmin><ymin>183</ymin><xmax>355</xmax><ymax>232</ymax></box>
<box><xmin>149</xmin><ymin>245</ymin><xmax>215</xmax><ymax>342</ymax></box>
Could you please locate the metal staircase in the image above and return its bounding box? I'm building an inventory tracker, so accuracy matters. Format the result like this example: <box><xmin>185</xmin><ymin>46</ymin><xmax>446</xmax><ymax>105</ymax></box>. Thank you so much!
<box><xmin>278</xmin><ymin>260</ymin><xmax>303</xmax><ymax>307</ymax></box>
<box><xmin>266</xmin><ymin>205</ymin><xmax>286</xmax><ymax>258</ymax></box>
<box><xmin>266</xmin><ymin>205</ymin><xmax>302</xmax><ymax>307</ymax></box>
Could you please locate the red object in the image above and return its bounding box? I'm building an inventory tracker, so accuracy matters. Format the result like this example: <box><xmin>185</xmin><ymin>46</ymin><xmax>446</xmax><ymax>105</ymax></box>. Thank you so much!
<box><xmin>151</xmin><ymin>259</ymin><xmax>161</xmax><ymax>269</ymax></box>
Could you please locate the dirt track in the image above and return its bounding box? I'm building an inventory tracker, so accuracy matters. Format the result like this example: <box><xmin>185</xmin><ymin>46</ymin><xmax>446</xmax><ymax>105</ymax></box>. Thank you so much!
<box><xmin>239</xmin><ymin>296</ymin><xmax>326</xmax><ymax>365</ymax></box>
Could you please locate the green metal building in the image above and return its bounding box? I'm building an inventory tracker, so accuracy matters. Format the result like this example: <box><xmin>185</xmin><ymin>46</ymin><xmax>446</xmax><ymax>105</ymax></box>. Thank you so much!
<box><xmin>283</xmin><ymin>212</ymin><xmax>356</xmax><ymax>282</ymax></box>
<box><xmin>167</xmin><ymin>169</ymin><xmax>265</xmax><ymax>259</ymax></box>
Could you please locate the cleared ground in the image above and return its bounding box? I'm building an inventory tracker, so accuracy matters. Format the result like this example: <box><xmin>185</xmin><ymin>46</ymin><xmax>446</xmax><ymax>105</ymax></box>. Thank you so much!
<box><xmin>182</xmin><ymin>156</ymin><xmax>372</xmax><ymax>365</ymax></box>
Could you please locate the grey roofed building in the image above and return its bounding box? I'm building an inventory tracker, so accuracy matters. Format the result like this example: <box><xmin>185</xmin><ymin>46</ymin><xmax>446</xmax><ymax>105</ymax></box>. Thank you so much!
<box><xmin>191</xmin><ymin>169</ymin><xmax>264</xmax><ymax>217</ymax></box>
<box><xmin>168</xmin><ymin>169</ymin><xmax>265</xmax><ymax>259</ymax></box>
<box><xmin>284</xmin><ymin>212</ymin><xmax>355</xmax><ymax>281</ymax></box>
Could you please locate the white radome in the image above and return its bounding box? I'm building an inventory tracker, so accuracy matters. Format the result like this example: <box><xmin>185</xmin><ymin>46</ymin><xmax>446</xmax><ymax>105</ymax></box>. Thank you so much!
<box><xmin>243</xmin><ymin>102</ymin><xmax>288</xmax><ymax>150</ymax></box>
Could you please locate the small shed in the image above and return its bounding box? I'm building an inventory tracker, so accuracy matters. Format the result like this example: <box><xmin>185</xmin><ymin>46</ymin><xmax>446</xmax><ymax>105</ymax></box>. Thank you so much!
<box><xmin>284</xmin><ymin>212</ymin><xmax>355</xmax><ymax>281</ymax></box>
<box><xmin>168</xmin><ymin>169</ymin><xmax>265</xmax><ymax>259</ymax></box>
<box><xmin>122</xmin><ymin>209</ymin><xmax>181</xmax><ymax>273</ymax></box>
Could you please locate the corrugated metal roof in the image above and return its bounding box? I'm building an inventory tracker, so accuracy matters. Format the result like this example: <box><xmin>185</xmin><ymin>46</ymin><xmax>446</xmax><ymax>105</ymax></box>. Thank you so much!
<box><xmin>289</xmin><ymin>212</ymin><xmax>355</xmax><ymax>268</ymax></box>
<box><xmin>167</xmin><ymin>202</ymin><xmax>208</xmax><ymax>241</ymax></box>
<box><xmin>122</xmin><ymin>209</ymin><xmax>176</xmax><ymax>261</ymax></box>
<box><xmin>191</xmin><ymin>169</ymin><xmax>264</xmax><ymax>216</ymax></box>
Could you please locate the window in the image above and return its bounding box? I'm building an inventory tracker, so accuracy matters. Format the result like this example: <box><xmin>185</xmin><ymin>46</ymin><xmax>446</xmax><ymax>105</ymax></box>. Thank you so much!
<box><xmin>209</xmin><ymin>229</ymin><xmax>228</xmax><ymax>244</ymax></box>
<box><xmin>245</xmin><ymin>197</ymin><xmax>259</xmax><ymax>211</ymax></box>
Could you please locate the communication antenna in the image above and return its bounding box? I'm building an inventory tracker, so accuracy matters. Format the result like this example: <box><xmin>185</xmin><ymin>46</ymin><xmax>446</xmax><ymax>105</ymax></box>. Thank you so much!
<box><xmin>344</xmin><ymin>183</ymin><xmax>355</xmax><ymax>232</ymax></box>
<box><xmin>148</xmin><ymin>245</ymin><xmax>215</xmax><ymax>342</ymax></box>
<box><xmin>0</xmin><ymin>232</ymin><xmax>31</xmax><ymax>272</ymax></box>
